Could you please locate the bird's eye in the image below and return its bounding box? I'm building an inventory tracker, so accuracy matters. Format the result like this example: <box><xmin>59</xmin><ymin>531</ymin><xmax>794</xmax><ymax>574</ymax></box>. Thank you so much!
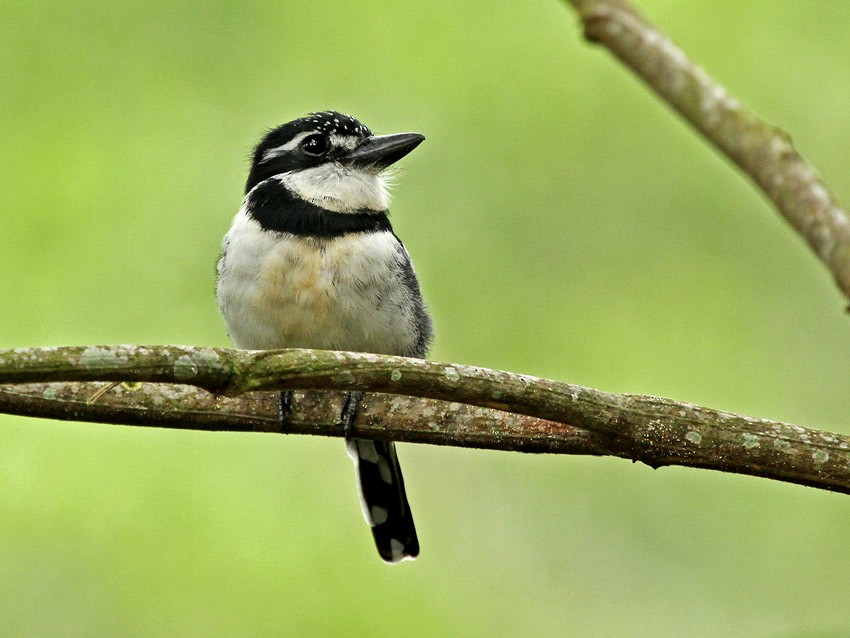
<box><xmin>300</xmin><ymin>134</ymin><xmax>329</xmax><ymax>157</ymax></box>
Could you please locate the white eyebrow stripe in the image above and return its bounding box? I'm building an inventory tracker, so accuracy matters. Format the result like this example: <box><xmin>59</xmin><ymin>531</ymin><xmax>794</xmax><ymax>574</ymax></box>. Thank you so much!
<box><xmin>329</xmin><ymin>133</ymin><xmax>360</xmax><ymax>150</ymax></box>
<box><xmin>261</xmin><ymin>131</ymin><xmax>314</xmax><ymax>162</ymax></box>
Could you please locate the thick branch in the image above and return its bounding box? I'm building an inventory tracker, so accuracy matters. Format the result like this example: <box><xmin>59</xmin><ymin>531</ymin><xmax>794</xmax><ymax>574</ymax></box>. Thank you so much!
<box><xmin>1</xmin><ymin>345</ymin><xmax>849</xmax><ymax>495</ymax></box>
<box><xmin>566</xmin><ymin>0</ymin><xmax>850</xmax><ymax>300</ymax></box>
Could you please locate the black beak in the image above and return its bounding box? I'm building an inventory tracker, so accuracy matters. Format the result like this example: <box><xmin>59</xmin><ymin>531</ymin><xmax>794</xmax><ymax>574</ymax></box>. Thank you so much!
<box><xmin>343</xmin><ymin>132</ymin><xmax>425</xmax><ymax>168</ymax></box>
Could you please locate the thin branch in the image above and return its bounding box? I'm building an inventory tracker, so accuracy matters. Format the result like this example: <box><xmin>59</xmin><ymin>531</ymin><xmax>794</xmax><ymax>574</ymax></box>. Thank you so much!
<box><xmin>565</xmin><ymin>0</ymin><xmax>850</xmax><ymax>301</ymax></box>
<box><xmin>1</xmin><ymin>345</ymin><xmax>849</xmax><ymax>495</ymax></box>
<box><xmin>0</xmin><ymin>382</ymin><xmax>608</xmax><ymax>454</ymax></box>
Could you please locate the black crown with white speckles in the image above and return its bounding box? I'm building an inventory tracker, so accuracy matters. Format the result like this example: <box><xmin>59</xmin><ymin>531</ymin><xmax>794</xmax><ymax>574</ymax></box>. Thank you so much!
<box><xmin>245</xmin><ymin>111</ymin><xmax>373</xmax><ymax>192</ymax></box>
<box><xmin>300</xmin><ymin>111</ymin><xmax>372</xmax><ymax>138</ymax></box>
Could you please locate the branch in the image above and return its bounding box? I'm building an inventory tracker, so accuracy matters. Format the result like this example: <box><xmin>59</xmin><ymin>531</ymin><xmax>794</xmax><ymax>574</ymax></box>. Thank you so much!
<box><xmin>0</xmin><ymin>382</ymin><xmax>607</xmax><ymax>454</ymax></box>
<box><xmin>1</xmin><ymin>345</ymin><xmax>849</xmax><ymax>495</ymax></box>
<box><xmin>565</xmin><ymin>0</ymin><xmax>850</xmax><ymax>301</ymax></box>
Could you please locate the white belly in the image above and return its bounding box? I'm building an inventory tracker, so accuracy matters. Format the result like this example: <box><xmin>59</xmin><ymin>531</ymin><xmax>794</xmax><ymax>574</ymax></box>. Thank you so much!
<box><xmin>217</xmin><ymin>211</ymin><xmax>418</xmax><ymax>355</ymax></box>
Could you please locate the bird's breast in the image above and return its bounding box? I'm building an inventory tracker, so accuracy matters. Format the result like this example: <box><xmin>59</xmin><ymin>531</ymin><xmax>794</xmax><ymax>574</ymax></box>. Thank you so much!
<box><xmin>217</xmin><ymin>213</ymin><xmax>417</xmax><ymax>355</ymax></box>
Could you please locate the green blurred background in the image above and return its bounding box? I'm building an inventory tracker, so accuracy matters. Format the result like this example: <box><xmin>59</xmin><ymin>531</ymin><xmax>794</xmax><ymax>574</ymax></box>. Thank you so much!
<box><xmin>2</xmin><ymin>1</ymin><xmax>850</xmax><ymax>636</ymax></box>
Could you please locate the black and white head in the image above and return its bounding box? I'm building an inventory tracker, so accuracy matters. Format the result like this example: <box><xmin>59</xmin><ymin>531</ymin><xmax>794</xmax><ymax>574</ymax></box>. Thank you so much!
<box><xmin>244</xmin><ymin>111</ymin><xmax>424</xmax><ymax>214</ymax></box>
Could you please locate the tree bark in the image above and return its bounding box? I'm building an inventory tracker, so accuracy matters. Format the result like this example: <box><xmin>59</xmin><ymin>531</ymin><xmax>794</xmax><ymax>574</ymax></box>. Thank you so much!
<box><xmin>566</xmin><ymin>0</ymin><xmax>850</xmax><ymax>302</ymax></box>
<box><xmin>1</xmin><ymin>346</ymin><xmax>848</xmax><ymax>495</ymax></box>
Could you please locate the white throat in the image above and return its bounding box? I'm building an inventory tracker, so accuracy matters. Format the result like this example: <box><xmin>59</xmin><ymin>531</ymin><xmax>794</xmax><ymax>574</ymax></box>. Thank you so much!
<box><xmin>278</xmin><ymin>164</ymin><xmax>390</xmax><ymax>213</ymax></box>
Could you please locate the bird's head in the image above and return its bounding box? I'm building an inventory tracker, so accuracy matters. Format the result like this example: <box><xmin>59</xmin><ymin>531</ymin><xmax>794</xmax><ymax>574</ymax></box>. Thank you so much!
<box><xmin>244</xmin><ymin>112</ymin><xmax>424</xmax><ymax>212</ymax></box>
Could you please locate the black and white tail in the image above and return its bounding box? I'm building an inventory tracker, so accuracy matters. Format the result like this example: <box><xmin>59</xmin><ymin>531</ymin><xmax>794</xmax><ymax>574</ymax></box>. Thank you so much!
<box><xmin>346</xmin><ymin>438</ymin><xmax>419</xmax><ymax>563</ymax></box>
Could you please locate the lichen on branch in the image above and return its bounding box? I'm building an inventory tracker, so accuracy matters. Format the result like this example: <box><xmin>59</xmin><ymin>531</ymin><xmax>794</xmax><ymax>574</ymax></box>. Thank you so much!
<box><xmin>565</xmin><ymin>0</ymin><xmax>850</xmax><ymax>300</ymax></box>
<box><xmin>1</xmin><ymin>345</ymin><xmax>849</xmax><ymax>495</ymax></box>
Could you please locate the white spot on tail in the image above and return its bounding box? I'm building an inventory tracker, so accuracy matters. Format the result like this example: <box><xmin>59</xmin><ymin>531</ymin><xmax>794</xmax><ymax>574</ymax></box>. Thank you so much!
<box><xmin>371</xmin><ymin>506</ymin><xmax>388</xmax><ymax>525</ymax></box>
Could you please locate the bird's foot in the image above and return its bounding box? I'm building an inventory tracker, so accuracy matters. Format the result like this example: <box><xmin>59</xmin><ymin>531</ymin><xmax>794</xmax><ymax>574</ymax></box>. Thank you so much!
<box><xmin>340</xmin><ymin>391</ymin><xmax>364</xmax><ymax>440</ymax></box>
<box><xmin>279</xmin><ymin>390</ymin><xmax>294</xmax><ymax>430</ymax></box>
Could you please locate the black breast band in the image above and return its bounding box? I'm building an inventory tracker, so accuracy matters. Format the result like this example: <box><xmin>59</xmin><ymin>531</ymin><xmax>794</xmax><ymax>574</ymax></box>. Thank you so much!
<box><xmin>246</xmin><ymin>178</ymin><xmax>393</xmax><ymax>237</ymax></box>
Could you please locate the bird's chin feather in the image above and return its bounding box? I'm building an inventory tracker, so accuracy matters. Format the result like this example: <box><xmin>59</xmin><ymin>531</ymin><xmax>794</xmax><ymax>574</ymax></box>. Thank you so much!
<box><xmin>278</xmin><ymin>164</ymin><xmax>390</xmax><ymax>213</ymax></box>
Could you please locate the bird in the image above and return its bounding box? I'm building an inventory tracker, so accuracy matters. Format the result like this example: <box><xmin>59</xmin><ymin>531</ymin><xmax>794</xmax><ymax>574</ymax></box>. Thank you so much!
<box><xmin>216</xmin><ymin>111</ymin><xmax>432</xmax><ymax>563</ymax></box>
